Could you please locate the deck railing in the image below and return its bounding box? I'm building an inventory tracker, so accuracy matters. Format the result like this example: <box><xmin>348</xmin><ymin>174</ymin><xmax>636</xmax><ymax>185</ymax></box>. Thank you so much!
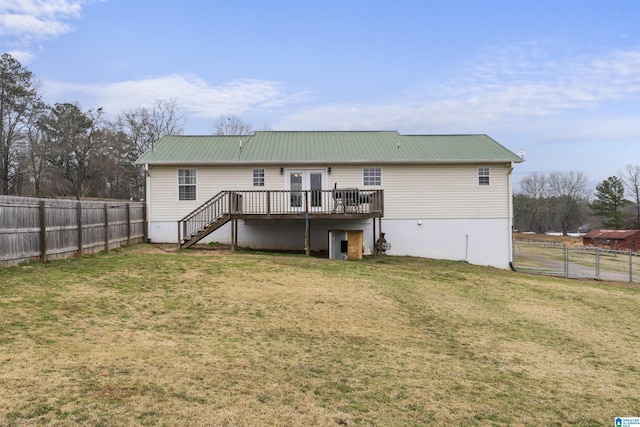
<box><xmin>178</xmin><ymin>189</ymin><xmax>383</xmax><ymax>245</ymax></box>
<box><xmin>226</xmin><ymin>189</ymin><xmax>383</xmax><ymax>216</ymax></box>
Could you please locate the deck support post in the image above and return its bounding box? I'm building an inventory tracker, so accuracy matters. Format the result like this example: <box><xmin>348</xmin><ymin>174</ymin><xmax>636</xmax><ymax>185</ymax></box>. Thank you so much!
<box><xmin>234</xmin><ymin>219</ymin><xmax>239</xmax><ymax>250</ymax></box>
<box><xmin>231</xmin><ymin>218</ymin><xmax>236</xmax><ymax>252</ymax></box>
<box><xmin>376</xmin><ymin>217</ymin><xmax>383</xmax><ymax>255</ymax></box>
<box><xmin>372</xmin><ymin>218</ymin><xmax>376</xmax><ymax>256</ymax></box>
<box><xmin>304</xmin><ymin>213</ymin><xmax>310</xmax><ymax>256</ymax></box>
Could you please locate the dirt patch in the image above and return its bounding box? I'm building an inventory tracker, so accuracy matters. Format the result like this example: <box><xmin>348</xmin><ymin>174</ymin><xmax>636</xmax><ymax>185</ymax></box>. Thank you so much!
<box><xmin>135</xmin><ymin>243</ymin><xmax>234</xmax><ymax>256</ymax></box>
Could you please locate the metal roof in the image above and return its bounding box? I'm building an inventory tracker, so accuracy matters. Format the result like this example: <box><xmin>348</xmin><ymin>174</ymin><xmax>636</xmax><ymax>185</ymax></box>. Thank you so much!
<box><xmin>583</xmin><ymin>229</ymin><xmax>640</xmax><ymax>240</ymax></box>
<box><xmin>136</xmin><ymin>131</ymin><xmax>524</xmax><ymax>165</ymax></box>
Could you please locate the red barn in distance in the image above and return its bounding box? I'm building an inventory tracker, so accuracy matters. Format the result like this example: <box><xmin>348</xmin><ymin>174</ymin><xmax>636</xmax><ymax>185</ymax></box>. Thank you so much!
<box><xmin>582</xmin><ymin>229</ymin><xmax>640</xmax><ymax>252</ymax></box>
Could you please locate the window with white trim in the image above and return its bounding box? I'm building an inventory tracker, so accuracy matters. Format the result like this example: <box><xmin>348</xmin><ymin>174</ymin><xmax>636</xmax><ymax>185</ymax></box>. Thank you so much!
<box><xmin>478</xmin><ymin>167</ymin><xmax>490</xmax><ymax>186</ymax></box>
<box><xmin>178</xmin><ymin>169</ymin><xmax>197</xmax><ymax>200</ymax></box>
<box><xmin>363</xmin><ymin>167</ymin><xmax>381</xmax><ymax>186</ymax></box>
<box><xmin>253</xmin><ymin>168</ymin><xmax>265</xmax><ymax>187</ymax></box>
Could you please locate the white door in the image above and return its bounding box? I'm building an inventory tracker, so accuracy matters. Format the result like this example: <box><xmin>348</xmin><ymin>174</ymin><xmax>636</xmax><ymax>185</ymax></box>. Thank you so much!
<box><xmin>286</xmin><ymin>169</ymin><xmax>325</xmax><ymax>211</ymax></box>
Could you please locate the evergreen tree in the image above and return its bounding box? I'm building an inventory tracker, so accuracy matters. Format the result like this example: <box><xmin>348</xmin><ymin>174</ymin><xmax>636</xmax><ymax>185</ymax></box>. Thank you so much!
<box><xmin>40</xmin><ymin>103</ymin><xmax>104</xmax><ymax>199</ymax></box>
<box><xmin>591</xmin><ymin>176</ymin><xmax>629</xmax><ymax>229</ymax></box>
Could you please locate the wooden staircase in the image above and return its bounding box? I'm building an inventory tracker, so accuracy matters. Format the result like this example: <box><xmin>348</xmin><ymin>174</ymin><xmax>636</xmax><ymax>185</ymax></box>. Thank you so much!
<box><xmin>177</xmin><ymin>189</ymin><xmax>384</xmax><ymax>250</ymax></box>
<box><xmin>178</xmin><ymin>191</ymin><xmax>239</xmax><ymax>249</ymax></box>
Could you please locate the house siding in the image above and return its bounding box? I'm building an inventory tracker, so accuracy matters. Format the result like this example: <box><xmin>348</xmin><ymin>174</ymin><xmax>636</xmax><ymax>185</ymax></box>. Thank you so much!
<box><xmin>382</xmin><ymin>164</ymin><xmax>509</xmax><ymax>219</ymax></box>
<box><xmin>325</xmin><ymin>163</ymin><xmax>510</xmax><ymax>219</ymax></box>
<box><xmin>147</xmin><ymin>165</ymin><xmax>287</xmax><ymax>222</ymax></box>
<box><xmin>149</xmin><ymin>163</ymin><xmax>510</xmax><ymax>222</ymax></box>
<box><xmin>382</xmin><ymin>218</ymin><xmax>512</xmax><ymax>268</ymax></box>
<box><xmin>148</xmin><ymin>216</ymin><xmax>512</xmax><ymax>268</ymax></box>
<box><xmin>139</xmin><ymin>132</ymin><xmax>522</xmax><ymax>269</ymax></box>
<box><xmin>146</xmin><ymin>162</ymin><xmax>515</xmax><ymax>268</ymax></box>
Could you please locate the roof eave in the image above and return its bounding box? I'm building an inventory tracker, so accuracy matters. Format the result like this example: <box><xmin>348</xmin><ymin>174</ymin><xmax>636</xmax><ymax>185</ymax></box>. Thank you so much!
<box><xmin>138</xmin><ymin>159</ymin><xmax>522</xmax><ymax>166</ymax></box>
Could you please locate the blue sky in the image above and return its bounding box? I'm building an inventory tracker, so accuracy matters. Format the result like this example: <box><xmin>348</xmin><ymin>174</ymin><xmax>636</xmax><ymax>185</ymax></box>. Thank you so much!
<box><xmin>1</xmin><ymin>0</ymin><xmax>639</xmax><ymax>188</ymax></box>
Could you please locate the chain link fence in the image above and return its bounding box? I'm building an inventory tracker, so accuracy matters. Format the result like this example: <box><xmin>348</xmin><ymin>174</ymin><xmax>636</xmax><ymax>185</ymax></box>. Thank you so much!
<box><xmin>513</xmin><ymin>240</ymin><xmax>639</xmax><ymax>283</ymax></box>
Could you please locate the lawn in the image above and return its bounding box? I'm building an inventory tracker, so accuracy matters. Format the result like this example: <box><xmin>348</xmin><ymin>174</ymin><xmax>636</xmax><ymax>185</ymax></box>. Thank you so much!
<box><xmin>1</xmin><ymin>245</ymin><xmax>639</xmax><ymax>426</ymax></box>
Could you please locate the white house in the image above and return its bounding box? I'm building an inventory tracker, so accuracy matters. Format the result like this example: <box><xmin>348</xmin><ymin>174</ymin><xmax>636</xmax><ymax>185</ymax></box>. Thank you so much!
<box><xmin>136</xmin><ymin>131</ymin><xmax>523</xmax><ymax>269</ymax></box>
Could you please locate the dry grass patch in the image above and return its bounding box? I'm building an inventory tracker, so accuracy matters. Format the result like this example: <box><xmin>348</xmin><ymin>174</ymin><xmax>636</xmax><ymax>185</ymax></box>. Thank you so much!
<box><xmin>0</xmin><ymin>245</ymin><xmax>639</xmax><ymax>426</ymax></box>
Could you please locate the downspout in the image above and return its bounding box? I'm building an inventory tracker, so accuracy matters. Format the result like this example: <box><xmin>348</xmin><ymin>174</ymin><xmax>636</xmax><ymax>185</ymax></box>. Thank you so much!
<box><xmin>145</xmin><ymin>164</ymin><xmax>151</xmax><ymax>243</ymax></box>
<box><xmin>507</xmin><ymin>162</ymin><xmax>516</xmax><ymax>271</ymax></box>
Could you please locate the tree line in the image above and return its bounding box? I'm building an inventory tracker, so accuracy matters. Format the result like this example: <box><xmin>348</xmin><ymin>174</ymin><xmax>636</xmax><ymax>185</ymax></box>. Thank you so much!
<box><xmin>514</xmin><ymin>167</ymin><xmax>640</xmax><ymax>234</ymax></box>
<box><xmin>3</xmin><ymin>51</ymin><xmax>638</xmax><ymax>232</ymax></box>
<box><xmin>0</xmin><ymin>53</ymin><xmax>253</xmax><ymax>201</ymax></box>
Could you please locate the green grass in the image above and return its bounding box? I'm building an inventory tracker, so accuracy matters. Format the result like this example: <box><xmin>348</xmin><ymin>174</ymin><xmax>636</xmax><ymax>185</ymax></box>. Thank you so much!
<box><xmin>0</xmin><ymin>245</ymin><xmax>639</xmax><ymax>426</ymax></box>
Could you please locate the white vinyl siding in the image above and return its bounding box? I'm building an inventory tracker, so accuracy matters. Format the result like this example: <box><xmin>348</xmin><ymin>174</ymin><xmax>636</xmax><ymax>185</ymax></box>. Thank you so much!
<box><xmin>379</xmin><ymin>164</ymin><xmax>509</xmax><ymax>219</ymax></box>
<box><xmin>149</xmin><ymin>166</ymin><xmax>284</xmax><ymax>221</ymax></box>
<box><xmin>149</xmin><ymin>163</ymin><xmax>510</xmax><ymax>222</ymax></box>
<box><xmin>297</xmin><ymin>164</ymin><xmax>510</xmax><ymax>219</ymax></box>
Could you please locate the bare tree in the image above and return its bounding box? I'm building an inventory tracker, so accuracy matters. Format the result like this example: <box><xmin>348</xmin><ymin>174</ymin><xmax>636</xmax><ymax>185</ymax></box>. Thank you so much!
<box><xmin>547</xmin><ymin>171</ymin><xmax>590</xmax><ymax>235</ymax></box>
<box><xmin>112</xmin><ymin>99</ymin><xmax>185</xmax><ymax>157</ymax></box>
<box><xmin>620</xmin><ymin>164</ymin><xmax>640</xmax><ymax>228</ymax></box>
<box><xmin>515</xmin><ymin>172</ymin><xmax>550</xmax><ymax>233</ymax></box>
<box><xmin>147</xmin><ymin>99</ymin><xmax>185</xmax><ymax>143</ymax></box>
<box><xmin>23</xmin><ymin>104</ymin><xmax>49</xmax><ymax>197</ymax></box>
<box><xmin>110</xmin><ymin>99</ymin><xmax>185</xmax><ymax>199</ymax></box>
<box><xmin>213</xmin><ymin>115</ymin><xmax>253</xmax><ymax>135</ymax></box>
<box><xmin>0</xmin><ymin>53</ymin><xmax>42</xmax><ymax>195</ymax></box>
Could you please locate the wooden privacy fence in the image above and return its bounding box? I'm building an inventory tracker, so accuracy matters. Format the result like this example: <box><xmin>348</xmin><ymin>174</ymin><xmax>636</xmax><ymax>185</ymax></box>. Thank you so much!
<box><xmin>0</xmin><ymin>196</ymin><xmax>147</xmax><ymax>268</ymax></box>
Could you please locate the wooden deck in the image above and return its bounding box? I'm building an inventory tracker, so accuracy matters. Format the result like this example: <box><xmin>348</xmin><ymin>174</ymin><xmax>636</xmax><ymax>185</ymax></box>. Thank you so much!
<box><xmin>178</xmin><ymin>189</ymin><xmax>384</xmax><ymax>249</ymax></box>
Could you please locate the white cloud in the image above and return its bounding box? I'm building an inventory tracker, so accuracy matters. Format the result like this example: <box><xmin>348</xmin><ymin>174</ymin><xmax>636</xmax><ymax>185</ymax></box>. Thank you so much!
<box><xmin>42</xmin><ymin>74</ymin><xmax>312</xmax><ymax>120</ymax></box>
<box><xmin>0</xmin><ymin>0</ymin><xmax>88</xmax><ymax>56</ymax></box>
<box><xmin>274</xmin><ymin>48</ymin><xmax>640</xmax><ymax>138</ymax></box>
<box><xmin>38</xmin><ymin>44</ymin><xmax>640</xmax><ymax>150</ymax></box>
<box><xmin>0</xmin><ymin>10</ymin><xmax>72</xmax><ymax>38</ymax></box>
<box><xmin>4</xmin><ymin>49</ymin><xmax>35</xmax><ymax>63</ymax></box>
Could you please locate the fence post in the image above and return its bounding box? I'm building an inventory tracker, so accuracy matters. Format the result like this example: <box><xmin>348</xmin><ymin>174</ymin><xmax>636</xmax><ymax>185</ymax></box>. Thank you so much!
<box><xmin>39</xmin><ymin>200</ymin><xmax>47</xmax><ymax>263</ymax></box>
<box><xmin>104</xmin><ymin>203</ymin><xmax>109</xmax><ymax>252</ymax></box>
<box><xmin>126</xmin><ymin>203</ymin><xmax>131</xmax><ymax>245</ymax></box>
<box><xmin>77</xmin><ymin>202</ymin><xmax>83</xmax><ymax>256</ymax></box>
<box><xmin>564</xmin><ymin>245</ymin><xmax>568</xmax><ymax>278</ymax></box>
<box><xmin>630</xmin><ymin>251</ymin><xmax>634</xmax><ymax>283</ymax></box>
<box><xmin>595</xmin><ymin>247</ymin><xmax>601</xmax><ymax>281</ymax></box>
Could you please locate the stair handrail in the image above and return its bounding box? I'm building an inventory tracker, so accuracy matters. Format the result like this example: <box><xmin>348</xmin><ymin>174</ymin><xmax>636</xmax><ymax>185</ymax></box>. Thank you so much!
<box><xmin>179</xmin><ymin>191</ymin><xmax>230</xmax><ymax>243</ymax></box>
<box><xmin>179</xmin><ymin>190</ymin><xmax>228</xmax><ymax>222</ymax></box>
